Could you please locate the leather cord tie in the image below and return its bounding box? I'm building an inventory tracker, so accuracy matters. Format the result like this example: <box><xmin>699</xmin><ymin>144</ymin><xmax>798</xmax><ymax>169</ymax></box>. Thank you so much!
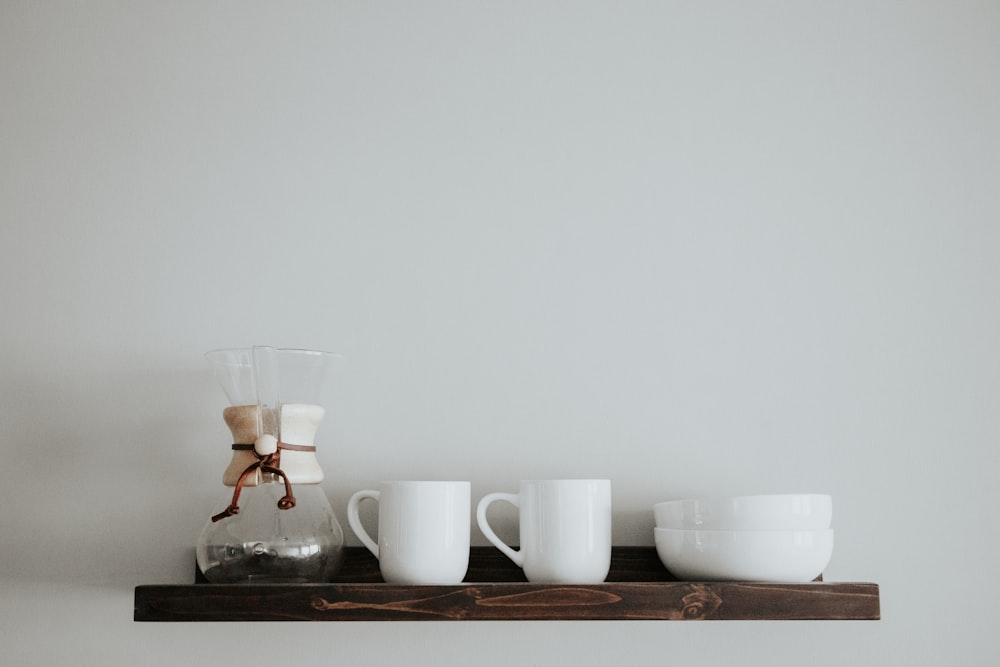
<box><xmin>210</xmin><ymin>442</ymin><xmax>317</xmax><ymax>522</ymax></box>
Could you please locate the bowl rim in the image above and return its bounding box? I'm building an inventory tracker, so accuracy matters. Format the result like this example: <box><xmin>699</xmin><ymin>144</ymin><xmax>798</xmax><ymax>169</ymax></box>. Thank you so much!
<box><xmin>653</xmin><ymin>493</ymin><xmax>832</xmax><ymax>509</ymax></box>
<box><xmin>653</xmin><ymin>526</ymin><xmax>834</xmax><ymax>536</ymax></box>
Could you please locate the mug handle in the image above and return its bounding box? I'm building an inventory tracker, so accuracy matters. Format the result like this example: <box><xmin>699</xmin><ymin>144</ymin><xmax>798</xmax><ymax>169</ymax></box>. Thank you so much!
<box><xmin>476</xmin><ymin>492</ymin><xmax>522</xmax><ymax>568</ymax></box>
<box><xmin>347</xmin><ymin>489</ymin><xmax>380</xmax><ymax>558</ymax></box>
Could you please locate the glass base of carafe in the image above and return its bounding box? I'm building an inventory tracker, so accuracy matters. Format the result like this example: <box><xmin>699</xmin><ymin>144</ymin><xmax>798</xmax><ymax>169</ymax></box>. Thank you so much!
<box><xmin>196</xmin><ymin>483</ymin><xmax>345</xmax><ymax>584</ymax></box>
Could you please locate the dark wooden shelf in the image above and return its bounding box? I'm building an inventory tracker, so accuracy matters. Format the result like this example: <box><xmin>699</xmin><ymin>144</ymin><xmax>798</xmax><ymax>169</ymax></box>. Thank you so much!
<box><xmin>134</xmin><ymin>547</ymin><xmax>880</xmax><ymax>621</ymax></box>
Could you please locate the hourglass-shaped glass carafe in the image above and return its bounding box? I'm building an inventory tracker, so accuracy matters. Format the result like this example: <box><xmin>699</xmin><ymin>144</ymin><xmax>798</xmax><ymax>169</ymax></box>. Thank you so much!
<box><xmin>196</xmin><ymin>346</ymin><xmax>345</xmax><ymax>583</ymax></box>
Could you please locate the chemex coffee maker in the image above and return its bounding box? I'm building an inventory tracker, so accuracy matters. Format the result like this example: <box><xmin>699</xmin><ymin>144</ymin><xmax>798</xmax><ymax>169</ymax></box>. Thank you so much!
<box><xmin>196</xmin><ymin>346</ymin><xmax>345</xmax><ymax>583</ymax></box>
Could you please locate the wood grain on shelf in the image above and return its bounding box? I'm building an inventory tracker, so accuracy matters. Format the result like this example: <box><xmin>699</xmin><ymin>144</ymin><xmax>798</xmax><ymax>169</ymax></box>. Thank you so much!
<box><xmin>135</xmin><ymin>547</ymin><xmax>880</xmax><ymax>622</ymax></box>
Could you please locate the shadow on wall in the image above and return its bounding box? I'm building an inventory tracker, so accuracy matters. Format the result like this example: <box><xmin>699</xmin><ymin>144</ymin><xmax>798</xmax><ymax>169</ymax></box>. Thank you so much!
<box><xmin>0</xmin><ymin>366</ymin><xmax>222</xmax><ymax>589</ymax></box>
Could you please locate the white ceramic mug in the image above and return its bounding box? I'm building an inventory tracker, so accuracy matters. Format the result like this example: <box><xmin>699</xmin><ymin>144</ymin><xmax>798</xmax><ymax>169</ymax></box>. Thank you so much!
<box><xmin>347</xmin><ymin>481</ymin><xmax>471</xmax><ymax>585</ymax></box>
<box><xmin>477</xmin><ymin>479</ymin><xmax>612</xmax><ymax>584</ymax></box>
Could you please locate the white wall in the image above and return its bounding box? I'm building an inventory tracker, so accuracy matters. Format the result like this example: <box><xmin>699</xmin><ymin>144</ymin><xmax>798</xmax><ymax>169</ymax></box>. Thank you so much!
<box><xmin>1</xmin><ymin>1</ymin><xmax>997</xmax><ymax>664</ymax></box>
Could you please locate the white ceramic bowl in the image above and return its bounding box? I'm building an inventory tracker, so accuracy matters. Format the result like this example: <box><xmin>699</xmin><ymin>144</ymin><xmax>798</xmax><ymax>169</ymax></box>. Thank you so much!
<box><xmin>654</xmin><ymin>527</ymin><xmax>834</xmax><ymax>582</ymax></box>
<box><xmin>654</xmin><ymin>494</ymin><xmax>832</xmax><ymax>530</ymax></box>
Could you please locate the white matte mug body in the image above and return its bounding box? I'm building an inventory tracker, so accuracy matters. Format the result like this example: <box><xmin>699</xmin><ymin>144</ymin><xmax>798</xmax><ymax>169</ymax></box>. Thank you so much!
<box><xmin>477</xmin><ymin>479</ymin><xmax>612</xmax><ymax>584</ymax></box>
<box><xmin>347</xmin><ymin>481</ymin><xmax>471</xmax><ymax>585</ymax></box>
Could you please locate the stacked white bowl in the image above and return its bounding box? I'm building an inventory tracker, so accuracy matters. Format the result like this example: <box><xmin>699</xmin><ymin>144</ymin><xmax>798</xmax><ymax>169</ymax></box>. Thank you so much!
<box><xmin>653</xmin><ymin>494</ymin><xmax>833</xmax><ymax>582</ymax></box>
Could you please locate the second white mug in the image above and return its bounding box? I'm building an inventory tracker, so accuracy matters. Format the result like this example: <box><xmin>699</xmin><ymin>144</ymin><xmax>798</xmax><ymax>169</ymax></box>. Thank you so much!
<box><xmin>477</xmin><ymin>479</ymin><xmax>612</xmax><ymax>584</ymax></box>
<box><xmin>347</xmin><ymin>480</ymin><xmax>471</xmax><ymax>585</ymax></box>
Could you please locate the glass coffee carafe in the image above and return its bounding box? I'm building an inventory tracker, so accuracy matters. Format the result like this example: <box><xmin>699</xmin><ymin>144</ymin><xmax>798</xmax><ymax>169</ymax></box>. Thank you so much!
<box><xmin>196</xmin><ymin>346</ymin><xmax>345</xmax><ymax>583</ymax></box>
